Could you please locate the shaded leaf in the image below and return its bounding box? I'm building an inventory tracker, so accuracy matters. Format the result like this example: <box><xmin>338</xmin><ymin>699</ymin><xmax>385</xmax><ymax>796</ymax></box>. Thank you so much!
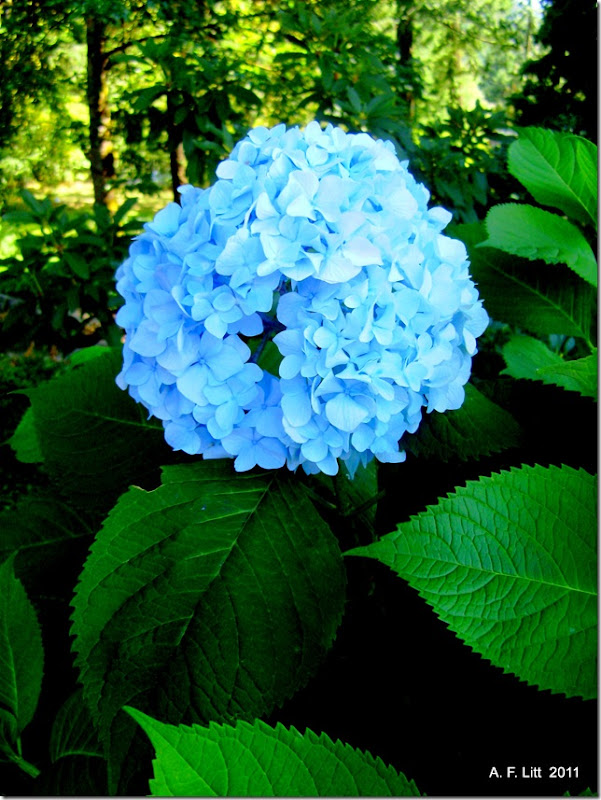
<box><xmin>348</xmin><ymin>464</ymin><xmax>597</xmax><ymax>699</ymax></box>
<box><xmin>403</xmin><ymin>383</ymin><xmax>521</xmax><ymax>461</ymax></box>
<box><xmin>482</xmin><ymin>204</ymin><xmax>597</xmax><ymax>287</ymax></box>
<box><xmin>22</xmin><ymin>348</ymin><xmax>168</xmax><ymax>511</ymax></box>
<box><xmin>502</xmin><ymin>335</ymin><xmax>597</xmax><ymax>400</ymax></box>
<box><xmin>509</xmin><ymin>128</ymin><xmax>597</xmax><ymax>229</ymax></box>
<box><xmin>71</xmin><ymin>461</ymin><xmax>346</xmax><ymax>741</ymax></box>
<box><xmin>0</xmin><ymin>494</ymin><xmax>92</xmax><ymax>593</ymax></box>
<box><xmin>127</xmin><ymin>709</ymin><xmax>421</xmax><ymax>797</ymax></box>
<box><xmin>458</xmin><ymin>223</ymin><xmax>595</xmax><ymax>340</ymax></box>
<box><xmin>0</xmin><ymin>557</ymin><xmax>44</xmax><ymax>748</ymax></box>
<box><xmin>8</xmin><ymin>407</ymin><xmax>43</xmax><ymax>464</ymax></box>
<box><xmin>40</xmin><ymin>755</ymin><xmax>108</xmax><ymax>796</ymax></box>
<box><xmin>338</xmin><ymin>460</ymin><xmax>379</xmax><ymax>531</ymax></box>
<box><xmin>49</xmin><ymin>689</ymin><xmax>103</xmax><ymax>762</ymax></box>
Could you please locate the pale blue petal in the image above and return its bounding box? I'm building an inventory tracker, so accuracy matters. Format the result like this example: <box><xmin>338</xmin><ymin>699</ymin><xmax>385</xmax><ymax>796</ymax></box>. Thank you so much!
<box><xmin>325</xmin><ymin>393</ymin><xmax>369</xmax><ymax>433</ymax></box>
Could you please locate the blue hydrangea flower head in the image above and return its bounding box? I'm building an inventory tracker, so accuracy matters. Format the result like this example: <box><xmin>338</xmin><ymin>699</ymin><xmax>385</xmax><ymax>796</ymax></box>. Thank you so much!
<box><xmin>116</xmin><ymin>121</ymin><xmax>488</xmax><ymax>476</ymax></box>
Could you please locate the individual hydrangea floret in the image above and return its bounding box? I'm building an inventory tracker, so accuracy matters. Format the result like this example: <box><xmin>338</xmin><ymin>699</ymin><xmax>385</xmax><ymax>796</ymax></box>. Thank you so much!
<box><xmin>115</xmin><ymin>121</ymin><xmax>488</xmax><ymax>476</ymax></box>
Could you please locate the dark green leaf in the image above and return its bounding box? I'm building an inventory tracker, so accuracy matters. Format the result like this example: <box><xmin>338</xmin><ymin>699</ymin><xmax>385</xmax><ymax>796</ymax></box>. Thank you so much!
<box><xmin>127</xmin><ymin>710</ymin><xmax>421</xmax><ymax>797</ymax></box>
<box><xmin>112</xmin><ymin>197</ymin><xmax>138</xmax><ymax>226</ymax></box>
<box><xmin>0</xmin><ymin>556</ymin><xmax>44</xmax><ymax>747</ymax></box>
<box><xmin>458</xmin><ymin>224</ymin><xmax>595</xmax><ymax>340</ymax></box>
<box><xmin>23</xmin><ymin>348</ymin><xmax>168</xmax><ymax>511</ymax></box>
<box><xmin>482</xmin><ymin>204</ymin><xmax>597</xmax><ymax>287</ymax></box>
<box><xmin>509</xmin><ymin>128</ymin><xmax>597</xmax><ymax>229</ymax></box>
<box><xmin>49</xmin><ymin>690</ymin><xmax>103</xmax><ymax>762</ymax></box>
<box><xmin>0</xmin><ymin>494</ymin><xmax>92</xmax><ymax>592</ymax></box>
<box><xmin>502</xmin><ymin>335</ymin><xmax>597</xmax><ymax>400</ymax></box>
<box><xmin>338</xmin><ymin>460</ymin><xmax>378</xmax><ymax>531</ymax></box>
<box><xmin>8</xmin><ymin>407</ymin><xmax>43</xmax><ymax>464</ymax></box>
<box><xmin>63</xmin><ymin>252</ymin><xmax>90</xmax><ymax>280</ymax></box>
<box><xmin>402</xmin><ymin>384</ymin><xmax>521</xmax><ymax>461</ymax></box>
<box><xmin>349</xmin><ymin>464</ymin><xmax>597</xmax><ymax>699</ymax></box>
<box><xmin>71</xmin><ymin>461</ymin><xmax>346</xmax><ymax>741</ymax></box>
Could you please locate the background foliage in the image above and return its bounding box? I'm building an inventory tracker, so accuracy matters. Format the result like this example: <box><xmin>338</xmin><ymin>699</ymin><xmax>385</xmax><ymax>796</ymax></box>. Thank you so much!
<box><xmin>0</xmin><ymin>0</ymin><xmax>597</xmax><ymax>796</ymax></box>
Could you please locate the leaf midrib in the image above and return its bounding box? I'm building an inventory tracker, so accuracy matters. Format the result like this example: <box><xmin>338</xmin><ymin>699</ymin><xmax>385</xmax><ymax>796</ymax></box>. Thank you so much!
<box><xmin>517</xmin><ymin>137</ymin><xmax>596</xmax><ymax>228</ymax></box>
<box><xmin>381</xmin><ymin>533</ymin><xmax>596</xmax><ymax>597</ymax></box>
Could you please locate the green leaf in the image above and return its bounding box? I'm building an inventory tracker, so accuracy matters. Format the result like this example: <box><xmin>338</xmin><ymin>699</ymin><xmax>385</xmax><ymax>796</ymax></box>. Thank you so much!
<box><xmin>71</xmin><ymin>461</ymin><xmax>346</xmax><ymax>741</ymax></box>
<box><xmin>0</xmin><ymin>494</ymin><xmax>92</xmax><ymax>592</ymax></box>
<box><xmin>127</xmin><ymin>710</ymin><xmax>420</xmax><ymax>797</ymax></box>
<box><xmin>348</xmin><ymin>464</ymin><xmax>597</xmax><ymax>699</ymax></box>
<box><xmin>482</xmin><ymin>204</ymin><xmax>597</xmax><ymax>287</ymax></box>
<box><xmin>132</xmin><ymin>84</ymin><xmax>167</xmax><ymax>112</ymax></box>
<box><xmin>402</xmin><ymin>383</ymin><xmax>521</xmax><ymax>461</ymax></box>
<box><xmin>63</xmin><ymin>252</ymin><xmax>90</xmax><ymax>280</ymax></box>
<box><xmin>502</xmin><ymin>335</ymin><xmax>597</xmax><ymax>400</ymax></box>
<box><xmin>49</xmin><ymin>689</ymin><xmax>103</xmax><ymax>762</ymax></box>
<box><xmin>22</xmin><ymin>348</ymin><xmax>168</xmax><ymax>511</ymax></box>
<box><xmin>338</xmin><ymin>460</ymin><xmax>379</xmax><ymax>531</ymax></box>
<box><xmin>8</xmin><ymin>407</ymin><xmax>43</xmax><ymax>463</ymax></box>
<box><xmin>112</xmin><ymin>197</ymin><xmax>138</xmax><ymax>226</ymax></box>
<box><xmin>458</xmin><ymin>224</ymin><xmax>595</xmax><ymax>340</ymax></box>
<box><xmin>508</xmin><ymin>128</ymin><xmax>597</xmax><ymax>230</ymax></box>
<box><xmin>66</xmin><ymin>344</ymin><xmax>113</xmax><ymax>367</ymax></box>
<box><xmin>0</xmin><ymin>556</ymin><xmax>44</xmax><ymax>749</ymax></box>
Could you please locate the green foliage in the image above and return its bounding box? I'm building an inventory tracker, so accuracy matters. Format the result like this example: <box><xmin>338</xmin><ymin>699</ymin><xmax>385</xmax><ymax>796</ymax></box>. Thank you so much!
<box><xmin>7</xmin><ymin>408</ymin><xmax>42</xmax><ymax>464</ymax></box>
<box><xmin>0</xmin><ymin>494</ymin><xmax>92</xmax><ymax>592</ymax></box>
<box><xmin>409</xmin><ymin>104</ymin><xmax>513</xmax><ymax>223</ymax></box>
<box><xmin>460</xmin><ymin>224</ymin><xmax>595</xmax><ymax>341</ymax></box>
<box><xmin>45</xmin><ymin>690</ymin><xmax>108</xmax><ymax>795</ymax></box>
<box><xmin>482</xmin><ymin>203</ymin><xmax>597</xmax><ymax>286</ymax></box>
<box><xmin>502</xmin><ymin>335</ymin><xmax>597</xmax><ymax>400</ymax></box>
<box><xmin>0</xmin><ymin>192</ymin><xmax>141</xmax><ymax>352</ymax></box>
<box><xmin>71</xmin><ymin>461</ymin><xmax>345</xmax><ymax>744</ymax></box>
<box><xmin>402</xmin><ymin>383</ymin><xmax>521</xmax><ymax>462</ymax></box>
<box><xmin>21</xmin><ymin>348</ymin><xmax>168</xmax><ymax>512</ymax></box>
<box><xmin>127</xmin><ymin>709</ymin><xmax>421</xmax><ymax>797</ymax></box>
<box><xmin>348</xmin><ymin>464</ymin><xmax>597</xmax><ymax>700</ymax></box>
<box><xmin>49</xmin><ymin>689</ymin><xmax>103</xmax><ymax>762</ymax></box>
<box><xmin>514</xmin><ymin>0</ymin><xmax>597</xmax><ymax>140</ymax></box>
<box><xmin>0</xmin><ymin>557</ymin><xmax>43</xmax><ymax>778</ymax></box>
<box><xmin>508</xmin><ymin>128</ymin><xmax>597</xmax><ymax>229</ymax></box>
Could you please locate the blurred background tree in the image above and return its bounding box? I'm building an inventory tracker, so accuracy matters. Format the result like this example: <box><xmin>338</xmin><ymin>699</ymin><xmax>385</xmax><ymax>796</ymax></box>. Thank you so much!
<box><xmin>513</xmin><ymin>0</ymin><xmax>597</xmax><ymax>141</ymax></box>
<box><xmin>0</xmin><ymin>0</ymin><xmax>595</xmax><ymax>355</ymax></box>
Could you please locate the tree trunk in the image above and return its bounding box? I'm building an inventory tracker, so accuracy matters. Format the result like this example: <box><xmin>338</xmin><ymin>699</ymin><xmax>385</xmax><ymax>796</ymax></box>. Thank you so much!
<box><xmin>86</xmin><ymin>15</ymin><xmax>115</xmax><ymax>210</ymax></box>
<box><xmin>396</xmin><ymin>0</ymin><xmax>416</xmax><ymax>122</ymax></box>
<box><xmin>167</xmin><ymin>93</ymin><xmax>186</xmax><ymax>203</ymax></box>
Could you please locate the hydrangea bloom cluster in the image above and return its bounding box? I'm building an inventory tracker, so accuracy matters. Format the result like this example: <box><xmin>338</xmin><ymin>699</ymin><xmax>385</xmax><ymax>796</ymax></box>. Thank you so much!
<box><xmin>115</xmin><ymin>122</ymin><xmax>488</xmax><ymax>476</ymax></box>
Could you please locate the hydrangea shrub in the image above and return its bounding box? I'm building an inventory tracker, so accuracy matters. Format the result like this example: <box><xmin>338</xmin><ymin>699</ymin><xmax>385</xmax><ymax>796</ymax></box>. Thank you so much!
<box><xmin>115</xmin><ymin>122</ymin><xmax>488</xmax><ymax>475</ymax></box>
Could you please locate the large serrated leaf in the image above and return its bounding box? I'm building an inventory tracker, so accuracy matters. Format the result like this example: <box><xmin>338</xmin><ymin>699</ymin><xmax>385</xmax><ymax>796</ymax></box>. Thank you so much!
<box><xmin>348</xmin><ymin>465</ymin><xmax>597</xmax><ymax>699</ymax></box>
<box><xmin>482</xmin><ymin>204</ymin><xmax>597</xmax><ymax>287</ymax></box>
<box><xmin>502</xmin><ymin>335</ymin><xmax>598</xmax><ymax>400</ymax></box>
<box><xmin>509</xmin><ymin>128</ymin><xmax>597</xmax><ymax>229</ymax></box>
<box><xmin>0</xmin><ymin>557</ymin><xmax>44</xmax><ymax>751</ymax></box>
<box><xmin>459</xmin><ymin>224</ymin><xmax>595</xmax><ymax>340</ymax></box>
<box><xmin>402</xmin><ymin>383</ymin><xmax>521</xmax><ymax>461</ymax></box>
<box><xmin>22</xmin><ymin>348</ymin><xmax>168</xmax><ymax>511</ymax></box>
<box><xmin>127</xmin><ymin>709</ymin><xmax>421</xmax><ymax>797</ymax></box>
<box><xmin>71</xmin><ymin>461</ymin><xmax>346</xmax><ymax>743</ymax></box>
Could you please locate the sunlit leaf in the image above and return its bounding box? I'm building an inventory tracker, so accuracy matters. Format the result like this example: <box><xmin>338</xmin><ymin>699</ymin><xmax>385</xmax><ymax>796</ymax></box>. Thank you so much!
<box><xmin>349</xmin><ymin>464</ymin><xmax>597</xmax><ymax>699</ymax></box>
<box><xmin>509</xmin><ymin>128</ymin><xmax>597</xmax><ymax>229</ymax></box>
<box><xmin>482</xmin><ymin>204</ymin><xmax>597</xmax><ymax>287</ymax></box>
<box><xmin>127</xmin><ymin>709</ymin><xmax>421</xmax><ymax>797</ymax></box>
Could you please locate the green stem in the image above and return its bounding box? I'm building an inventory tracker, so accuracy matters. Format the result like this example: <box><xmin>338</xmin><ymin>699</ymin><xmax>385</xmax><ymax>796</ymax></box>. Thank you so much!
<box><xmin>12</xmin><ymin>753</ymin><xmax>40</xmax><ymax>779</ymax></box>
<box><xmin>2</xmin><ymin>742</ymin><xmax>40</xmax><ymax>779</ymax></box>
